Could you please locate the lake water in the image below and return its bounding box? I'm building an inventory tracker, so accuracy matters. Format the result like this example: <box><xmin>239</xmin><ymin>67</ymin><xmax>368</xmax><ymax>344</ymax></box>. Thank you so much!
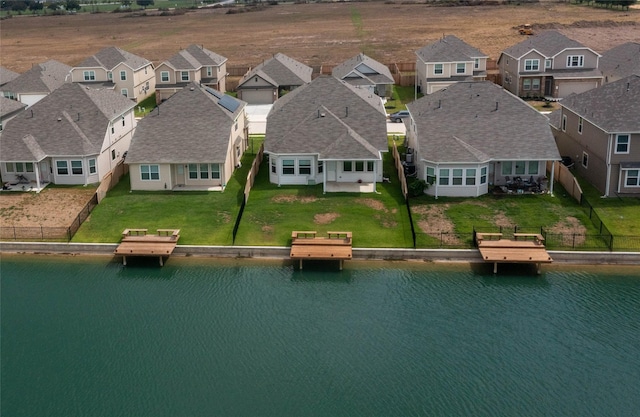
<box><xmin>2</xmin><ymin>255</ymin><xmax>639</xmax><ymax>417</ymax></box>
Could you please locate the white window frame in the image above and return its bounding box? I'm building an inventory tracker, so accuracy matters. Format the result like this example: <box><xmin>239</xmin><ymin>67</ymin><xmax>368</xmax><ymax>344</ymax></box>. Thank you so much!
<box><xmin>438</xmin><ymin>168</ymin><xmax>449</xmax><ymax>185</ymax></box>
<box><xmin>582</xmin><ymin>152</ymin><xmax>589</xmax><ymax>168</ymax></box>
<box><xmin>545</xmin><ymin>59</ymin><xmax>552</xmax><ymax>69</ymax></box>
<box><xmin>434</xmin><ymin>63</ymin><xmax>443</xmax><ymax>75</ymax></box>
<box><xmin>56</xmin><ymin>160</ymin><xmax>69</xmax><ymax>175</ymax></box>
<box><xmin>426</xmin><ymin>166</ymin><xmax>436</xmax><ymax>185</ymax></box>
<box><xmin>206</xmin><ymin>66</ymin><xmax>213</xmax><ymax>77</ymax></box>
<box><xmin>120</xmin><ymin>70</ymin><xmax>127</xmax><ymax>81</ymax></box>
<box><xmin>531</xmin><ymin>78</ymin><xmax>540</xmax><ymax>90</ymax></box>
<box><xmin>625</xmin><ymin>169</ymin><xmax>640</xmax><ymax>187</ymax></box>
<box><xmin>562</xmin><ymin>114</ymin><xmax>567</xmax><ymax>132</ymax></box>
<box><xmin>71</xmin><ymin>160</ymin><xmax>83</xmax><ymax>175</ymax></box>
<box><xmin>181</xmin><ymin>71</ymin><xmax>190</xmax><ymax>82</ymax></box>
<box><xmin>83</xmin><ymin>70</ymin><xmax>95</xmax><ymax>81</ymax></box>
<box><xmin>160</xmin><ymin>71</ymin><xmax>169</xmax><ymax>83</ymax></box>
<box><xmin>456</xmin><ymin>63</ymin><xmax>465</xmax><ymax>74</ymax></box>
<box><xmin>121</xmin><ymin>88</ymin><xmax>128</xmax><ymax>98</ymax></box>
<box><xmin>89</xmin><ymin>159</ymin><xmax>97</xmax><ymax>174</ymax></box>
<box><xmin>523</xmin><ymin>79</ymin><xmax>531</xmax><ymax>90</ymax></box>
<box><xmin>318</xmin><ymin>160</ymin><xmax>323</xmax><ymax>174</ymax></box>
<box><xmin>282</xmin><ymin>159</ymin><xmax>295</xmax><ymax>175</ymax></box>
<box><xmin>566</xmin><ymin>55</ymin><xmax>584</xmax><ymax>68</ymax></box>
<box><xmin>141</xmin><ymin>164</ymin><xmax>160</xmax><ymax>181</ymax></box>
<box><xmin>480</xmin><ymin>167</ymin><xmax>487</xmax><ymax>184</ymax></box>
<box><xmin>578</xmin><ymin>117</ymin><xmax>583</xmax><ymax>134</ymax></box>
<box><xmin>615</xmin><ymin>134</ymin><xmax>630</xmax><ymax>154</ymax></box>
<box><xmin>524</xmin><ymin>59</ymin><xmax>539</xmax><ymax>71</ymax></box>
<box><xmin>107</xmin><ymin>71</ymin><xmax>112</xmax><ymax>80</ymax></box>
<box><xmin>474</xmin><ymin>58</ymin><xmax>479</xmax><ymax>69</ymax></box>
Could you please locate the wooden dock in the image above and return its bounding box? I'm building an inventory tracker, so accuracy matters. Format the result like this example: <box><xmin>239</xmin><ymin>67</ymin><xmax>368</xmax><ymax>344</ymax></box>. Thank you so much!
<box><xmin>475</xmin><ymin>232</ymin><xmax>552</xmax><ymax>274</ymax></box>
<box><xmin>290</xmin><ymin>231</ymin><xmax>353</xmax><ymax>270</ymax></box>
<box><xmin>115</xmin><ymin>228</ymin><xmax>180</xmax><ymax>266</ymax></box>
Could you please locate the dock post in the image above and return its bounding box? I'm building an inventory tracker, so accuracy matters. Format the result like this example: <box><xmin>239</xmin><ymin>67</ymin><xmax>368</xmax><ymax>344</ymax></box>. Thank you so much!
<box><xmin>159</xmin><ymin>256</ymin><xmax>164</xmax><ymax>267</ymax></box>
<box><xmin>299</xmin><ymin>259</ymin><xmax>303</xmax><ymax>270</ymax></box>
<box><xmin>493</xmin><ymin>262</ymin><xmax>497</xmax><ymax>274</ymax></box>
<box><xmin>123</xmin><ymin>256</ymin><xmax>127</xmax><ymax>266</ymax></box>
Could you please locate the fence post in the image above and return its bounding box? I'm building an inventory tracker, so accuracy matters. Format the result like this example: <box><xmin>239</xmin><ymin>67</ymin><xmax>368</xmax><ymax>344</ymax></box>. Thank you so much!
<box><xmin>68</xmin><ymin>227</ymin><xmax>71</xmax><ymax>242</ymax></box>
<box><xmin>610</xmin><ymin>235</ymin><xmax>614</xmax><ymax>252</ymax></box>
<box><xmin>13</xmin><ymin>226</ymin><xmax>16</xmax><ymax>240</ymax></box>
<box><xmin>573</xmin><ymin>233</ymin><xmax>576</xmax><ymax>249</ymax></box>
<box><xmin>41</xmin><ymin>225</ymin><xmax>44</xmax><ymax>241</ymax></box>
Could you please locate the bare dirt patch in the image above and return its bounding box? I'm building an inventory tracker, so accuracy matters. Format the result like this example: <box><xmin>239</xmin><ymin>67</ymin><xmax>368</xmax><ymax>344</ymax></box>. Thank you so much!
<box><xmin>357</xmin><ymin>198</ymin><xmax>387</xmax><ymax>212</ymax></box>
<box><xmin>1</xmin><ymin>3</ymin><xmax>638</xmax><ymax>72</ymax></box>
<box><xmin>547</xmin><ymin>216</ymin><xmax>587</xmax><ymax>245</ymax></box>
<box><xmin>272</xmin><ymin>195</ymin><xmax>318</xmax><ymax>204</ymax></box>
<box><xmin>494</xmin><ymin>211</ymin><xmax>516</xmax><ymax>229</ymax></box>
<box><xmin>412</xmin><ymin>203</ymin><xmax>461</xmax><ymax>244</ymax></box>
<box><xmin>314</xmin><ymin>212</ymin><xmax>340</xmax><ymax>225</ymax></box>
<box><xmin>0</xmin><ymin>188</ymin><xmax>97</xmax><ymax>227</ymax></box>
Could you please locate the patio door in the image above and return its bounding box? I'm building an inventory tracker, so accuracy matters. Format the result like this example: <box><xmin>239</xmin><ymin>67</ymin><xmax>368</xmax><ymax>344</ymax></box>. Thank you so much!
<box><xmin>175</xmin><ymin>164</ymin><xmax>185</xmax><ymax>186</ymax></box>
<box><xmin>39</xmin><ymin>160</ymin><xmax>51</xmax><ymax>183</ymax></box>
<box><xmin>326</xmin><ymin>161</ymin><xmax>337</xmax><ymax>181</ymax></box>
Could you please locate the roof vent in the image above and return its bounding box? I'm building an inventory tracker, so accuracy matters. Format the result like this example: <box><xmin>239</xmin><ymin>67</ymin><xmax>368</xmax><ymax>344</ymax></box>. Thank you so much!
<box><xmin>57</xmin><ymin>117</ymin><xmax>62</xmax><ymax>122</ymax></box>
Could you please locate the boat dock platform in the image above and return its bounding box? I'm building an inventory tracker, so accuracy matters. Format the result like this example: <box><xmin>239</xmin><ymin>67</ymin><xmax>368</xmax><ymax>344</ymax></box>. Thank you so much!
<box><xmin>290</xmin><ymin>231</ymin><xmax>353</xmax><ymax>270</ymax></box>
<box><xmin>115</xmin><ymin>228</ymin><xmax>180</xmax><ymax>266</ymax></box>
<box><xmin>475</xmin><ymin>232</ymin><xmax>552</xmax><ymax>274</ymax></box>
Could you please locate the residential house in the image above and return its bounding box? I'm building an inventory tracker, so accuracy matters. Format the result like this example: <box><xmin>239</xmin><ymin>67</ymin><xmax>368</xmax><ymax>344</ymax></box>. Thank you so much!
<box><xmin>332</xmin><ymin>53</ymin><xmax>395</xmax><ymax>98</ymax></box>
<box><xmin>265</xmin><ymin>76</ymin><xmax>388</xmax><ymax>193</ymax></box>
<box><xmin>0</xmin><ymin>67</ymin><xmax>20</xmax><ymax>87</ymax></box>
<box><xmin>126</xmin><ymin>83</ymin><xmax>247</xmax><ymax>191</ymax></box>
<box><xmin>415</xmin><ymin>35</ymin><xmax>488</xmax><ymax>95</ymax></box>
<box><xmin>236</xmin><ymin>53</ymin><xmax>312</xmax><ymax>104</ymax></box>
<box><xmin>551</xmin><ymin>75</ymin><xmax>640</xmax><ymax>197</ymax></box>
<box><xmin>0</xmin><ymin>83</ymin><xmax>136</xmax><ymax>190</ymax></box>
<box><xmin>498</xmin><ymin>30</ymin><xmax>602</xmax><ymax>99</ymax></box>
<box><xmin>599</xmin><ymin>42</ymin><xmax>640</xmax><ymax>84</ymax></box>
<box><xmin>405</xmin><ymin>81</ymin><xmax>560</xmax><ymax>198</ymax></box>
<box><xmin>0</xmin><ymin>60</ymin><xmax>71</xmax><ymax>107</ymax></box>
<box><xmin>0</xmin><ymin>96</ymin><xmax>26</xmax><ymax>131</ymax></box>
<box><xmin>155</xmin><ymin>44</ymin><xmax>228</xmax><ymax>104</ymax></box>
<box><xmin>70</xmin><ymin>46</ymin><xmax>155</xmax><ymax>102</ymax></box>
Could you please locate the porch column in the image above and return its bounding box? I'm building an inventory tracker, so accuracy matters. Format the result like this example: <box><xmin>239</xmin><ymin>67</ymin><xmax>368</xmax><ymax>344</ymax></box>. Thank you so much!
<box><xmin>373</xmin><ymin>161</ymin><xmax>377</xmax><ymax>193</ymax></box>
<box><xmin>322</xmin><ymin>161</ymin><xmax>327</xmax><ymax>194</ymax></box>
<box><xmin>549</xmin><ymin>160</ymin><xmax>555</xmax><ymax>195</ymax></box>
<box><xmin>34</xmin><ymin>162</ymin><xmax>41</xmax><ymax>191</ymax></box>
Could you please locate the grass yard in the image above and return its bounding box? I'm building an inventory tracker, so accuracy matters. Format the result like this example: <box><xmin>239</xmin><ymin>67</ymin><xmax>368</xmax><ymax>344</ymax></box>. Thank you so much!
<box><xmin>234</xmin><ymin>151</ymin><xmax>414</xmax><ymax>248</ymax></box>
<box><xmin>384</xmin><ymin>86</ymin><xmax>419</xmax><ymax>114</ymax></box>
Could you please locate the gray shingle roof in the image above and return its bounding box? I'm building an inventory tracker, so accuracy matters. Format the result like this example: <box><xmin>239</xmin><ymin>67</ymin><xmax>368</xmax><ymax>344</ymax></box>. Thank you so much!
<box><xmin>600</xmin><ymin>42</ymin><xmax>640</xmax><ymax>80</ymax></box>
<box><xmin>76</xmin><ymin>47</ymin><xmax>151</xmax><ymax>71</ymax></box>
<box><xmin>0</xmin><ymin>96</ymin><xmax>26</xmax><ymax>118</ymax></box>
<box><xmin>560</xmin><ymin>74</ymin><xmax>640</xmax><ymax>133</ymax></box>
<box><xmin>502</xmin><ymin>30</ymin><xmax>588</xmax><ymax>59</ymax></box>
<box><xmin>332</xmin><ymin>53</ymin><xmax>394</xmax><ymax>85</ymax></box>
<box><xmin>416</xmin><ymin>35</ymin><xmax>487</xmax><ymax>63</ymax></box>
<box><xmin>1</xmin><ymin>60</ymin><xmax>71</xmax><ymax>95</ymax></box>
<box><xmin>126</xmin><ymin>83</ymin><xmax>246</xmax><ymax>164</ymax></box>
<box><xmin>0</xmin><ymin>67</ymin><xmax>20</xmax><ymax>86</ymax></box>
<box><xmin>265</xmin><ymin>76</ymin><xmax>387</xmax><ymax>159</ymax></box>
<box><xmin>238</xmin><ymin>53</ymin><xmax>312</xmax><ymax>88</ymax></box>
<box><xmin>0</xmin><ymin>83</ymin><xmax>135</xmax><ymax>161</ymax></box>
<box><xmin>406</xmin><ymin>81</ymin><xmax>560</xmax><ymax>163</ymax></box>
<box><xmin>165</xmin><ymin>44</ymin><xmax>227</xmax><ymax>70</ymax></box>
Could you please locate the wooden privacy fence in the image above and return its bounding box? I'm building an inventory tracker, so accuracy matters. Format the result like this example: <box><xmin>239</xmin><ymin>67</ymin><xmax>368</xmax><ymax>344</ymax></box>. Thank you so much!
<box><xmin>97</xmin><ymin>160</ymin><xmax>128</xmax><ymax>203</ymax></box>
<box><xmin>243</xmin><ymin>143</ymin><xmax>264</xmax><ymax>204</ymax></box>
<box><xmin>547</xmin><ymin>160</ymin><xmax>582</xmax><ymax>203</ymax></box>
<box><xmin>392</xmin><ymin>142</ymin><xmax>409</xmax><ymax>200</ymax></box>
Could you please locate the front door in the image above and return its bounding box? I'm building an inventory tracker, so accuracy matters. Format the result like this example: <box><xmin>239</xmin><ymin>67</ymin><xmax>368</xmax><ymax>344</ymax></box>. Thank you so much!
<box><xmin>327</xmin><ymin>161</ymin><xmax>337</xmax><ymax>181</ymax></box>
<box><xmin>544</xmin><ymin>78</ymin><xmax>553</xmax><ymax>96</ymax></box>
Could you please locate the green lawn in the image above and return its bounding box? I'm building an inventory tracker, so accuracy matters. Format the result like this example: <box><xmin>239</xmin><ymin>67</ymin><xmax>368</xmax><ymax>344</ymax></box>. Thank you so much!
<box><xmin>384</xmin><ymin>85</ymin><xmax>420</xmax><ymax>114</ymax></box>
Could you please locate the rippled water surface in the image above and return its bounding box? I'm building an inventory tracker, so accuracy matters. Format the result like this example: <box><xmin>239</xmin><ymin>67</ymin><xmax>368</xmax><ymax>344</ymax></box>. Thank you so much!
<box><xmin>2</xmin><ymin>256</ymin><xmax>639</xmax><ymax>417</ymax></box>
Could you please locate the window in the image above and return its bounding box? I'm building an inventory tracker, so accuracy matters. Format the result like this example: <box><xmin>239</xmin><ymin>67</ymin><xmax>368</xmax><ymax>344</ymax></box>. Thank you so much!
<box><xmin>141</xmin><ymin>164</ymin><xmax>159</xmax><ymax>180</ymax></box>
<box><xmin>181</xmin><ymin>71</ymin><xmax>189</xmax><ymax>82</ymax></box>
<box><xmin>582</xmin><ymin>152</ymin><xmax>589</xmax><ymax>168</ymax></box>
<box><xmin>434</xmin><ymin>64</ymin><xmax>443</xmax><ymax>75</ymax></box>
<box><xmin>111</xmin><ymin>125</ymin><xmax>115</xmax><ymax>134</ymax></box>
<box><xmin>524</xmin><ymin>59</ymin><xmax>539</xmax><ymax>71</ymax></box>
<box><xmin>89</xmin><ymin>159</ymin><xmax>96</xmax><ymax>174</ymax></box>
<box><xmin>299</xmin><ymin>160</ymin><xmax>311</xmax><ymax>175</ymax></box>
<box><xmin>566</xmin><ymin>55</ymin><xmax>584</xmax><ymax>68</ymax></box>
<box><xmin>161</xmin><ymin>71</ymin><xmax>169</xmax><ymax>82</ymax></box>
<box><xmin>271</xmin><ymin>158</ymin><xmax>276</xmax><ymax>174</ymax></box>
<box><xmin>523</xmin><ymin>79</ymin><xmax>531</xmax><ymax>90</ymax></box>
<box><xmin>501</xmin><ymin>162</ymin><xmax>512</xmax><ymax>176</ymax></box>
<box><xmin>71</xmin><ymin>160</ymin><xmax>83</xmax><ymax>175</ymax></box>
<box><xmin>318</xmin><ymin>161</ymin><xmax>324</xmax><ymax>174</ymax></box>
<box><xmin>474</xmin><ymin>58</ymin><xmax>479</xmax><ymax>69</ymax></box>
<box><xmin>199</xmin><ymin>163</ymin><xmax>209</xmax><ymax>179</ymax></box>
<box><xmin>515</xmin><ymin>161</ymin><xmax>526</xmax><ymax>175</ymax></box>
<box><xmin>111</xmin><ymin>149</ymin><xmax>116</xmax><ymax>160</ymax></box>
<box><xmin>545</xmin><ymin>59</ymin><xmax>552</xmax><ymax>69</ymax></box>
<box><xmin>367</xmin><ymin>161</ymin><xmax>374</xmax><ymax>172</ymax></box>
<box><xmin>206</xmin><ymin>67</ymin><xmax>213</xmax><ymax>77</ymax></box>
<box><xmin>528</xmin><ymin>161</ymin><xmax>539</xmax><ymax>175</ymax></box>
<box><xmin>562</xmin><ymin>114</ymin><xmax>567</xmax><ymax>132</ymax></box>
<box><xmin>56</xmin><ymin>161</ymin><xmax>68</xmax><ymax>175</ymax></box>
<box><xmin>439</xmin><ymin>169</ymin><xmax>449</xmax><ymax>185</ymax></box>
<box><xmin>452</xmin><ymin>169</ymin><xmax>463</xmax><ymax>185</ymax></box>
<box><xmin>615</xmin><ymin>134</ymin><xmax>630</xmax><ymax>154</ymax></box>
<box><xmin>355</xmin><ymin>161</ymin><xmax>364</xmax><ymax>172</ymax></box>
<box><xmin>456</xmin><ymin>63</ymin><xmax>465</xmax><ymax>74</ymax></box>
<box><xmin>15</xmin><ymin>162</ymin><xmax>23</xmax><ymax>172</ymax></box>
<box><xmin>343</xmin><ymin>161</ymin><xmax>353</xmax><ymax>172</ymax></box>
<box><xmin>578</xmin><ymin>117</ymin><xmax>583</xmax><ymax>134</ymax></box>
<box><xmin>211</xmin><ymin>164</ymin><xmax>220</xmax><ymax>179</ymax></box>
<box><xmin>465</xmin><ymin>169</ymin><xmax>476</xmax><ymax>186</ymax></box>
<box><xmin>107</xmin><ymin>72</ymin><xmax>112</xmax><ymax>80</ymax></box>
<box><xmin>625</xmin><ymin>170</ymin><xmax>640</xmax><ymax>187</ymax></box>
<box><xmin>83</xmin><ymin>70</ymin><xmax>95</xmax><ymax>81</ymax></box>
<box><xmin>282</xmin><ymin>159</ymin><xmax>295</xmax><ymax>175</ymax></box>
<box><xmin>189</xmin><ymin>164</ymin><xmax>198</xmax><ymax>179</ymax></box>
<box><xmin>480</xmin><ymin>167</ymin><xmax>487</xmax><ymax>184</ymax></box>
<box><xmin>531</xmin><ymin>78</ymin><xmax>540</xmax><ymax>90</ymax></box>
<box><xmin>122</xmin><ymin>116</ymin><xmax>125</xmax><ymax>127</ymax></box>
<box><xmin>120</xmin><ymin>70</ymin><xmax>127</xmax><ymax>81</ymax></box>
<box><xmin>121</xmin><ymin>88</ymin><xmax>128</xmax><ymax>98</ymax></box>
<box><xmin>426</xmin><ymin>167</ymin><xmax>436</xmax><ymax>185</ymax></box>
<box><xmin>5</xmin><ymin>162</ymin><xmax>14</xmax><ymax>172</ymax></box>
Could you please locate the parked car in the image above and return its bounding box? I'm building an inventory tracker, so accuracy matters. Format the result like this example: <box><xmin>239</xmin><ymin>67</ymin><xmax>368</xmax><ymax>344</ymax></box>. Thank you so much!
<box><xmin>389</xmin><ymin>110</ymin><xmax>410</xmax><ymax>123</ymax></box>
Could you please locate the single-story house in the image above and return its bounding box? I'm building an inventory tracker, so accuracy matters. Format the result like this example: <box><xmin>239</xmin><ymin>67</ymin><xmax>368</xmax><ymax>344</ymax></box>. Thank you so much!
<box><xmin>332</xmin><ymin>53</ymin><xmax>395</xmax><ymax>98</ymax></box>
<box><xmin>0</xmin><ymin>60</ymin><xmax>71</xmax><ymax>107</ymax></box>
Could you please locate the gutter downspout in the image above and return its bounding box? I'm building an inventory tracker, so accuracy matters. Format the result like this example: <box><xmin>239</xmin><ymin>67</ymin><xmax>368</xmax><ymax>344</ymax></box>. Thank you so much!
<box><xmin>434</xmin><ymin>163</ymin><xmax>439</xmax><ymax>199</ymax></box>
<box><xmin>605</xmin><ymin>133</ymin><xmax>613</xmax><ymax>197</ymax></box>
<box><xmin>322</xmin><ymin>161</ymin><xmax>327</xmax><ymax>194</ymax></box>
<box><xmin>549</xmin><ymin>160</ymin><xmax>555</xmax><ymax>196</ymax></box>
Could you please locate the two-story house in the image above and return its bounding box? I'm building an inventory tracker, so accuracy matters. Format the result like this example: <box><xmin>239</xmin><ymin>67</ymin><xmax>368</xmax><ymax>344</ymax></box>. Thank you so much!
<box><xmin>0</xmin><ymin>60</ymin><xmax>71</xmax><ymax>107</ymax></box>
<box><xmin>551</xmin><ymin>75</ymin><xmax>640</xmax><ymax>197</ymax></box>
<box><xmin>154</xmin><ymin>44</ymin><xmax>228</xmax><ymax>104</ymax></box>
<box><xmin>599</xmin><ymin>42</ymin><xmax>640</xmax><ymax>84</ymax></box>
<box><xmin>498</xmin><ymin>30</ymin><xmax>602</xmax><ymax>99</ymax></box>
<box><xmin>70</xmin><ymin>46</ymin><xmax>155</xmax><ymax>103</ymax></box>
<box><xmin>415</xmin><ymin>35</ymin><xmax>488</xmax><ymax>95</ymax></box>
<box><xmin>331</xmin><ymin>53</ymin><xmax>395</xmax><ymax>98</ymax></box>
<box><xmin>236</xmin><ymin>53</ymin><xmax>312</xmax><ymax>105</ymax></box>
<box><xmin>0</xmin><ymin>83</ymin><xmax>136</xmax><ymax>191</ymax></box>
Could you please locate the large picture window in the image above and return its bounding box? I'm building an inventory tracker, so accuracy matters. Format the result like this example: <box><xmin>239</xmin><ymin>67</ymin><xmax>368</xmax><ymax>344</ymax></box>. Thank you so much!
<box><xmin>141</xmin><ymin>164</ymin><xmax>159</xmax><ymax>181</ymax></box>
<box><xmin>524</xmin><ymin>59</ymin><xmax>539</xmax><ymax>71</ymax></box>
<box><xmin>83</xmin><ymin>70</ymin><xmax>95</xmax><ymax>81</ymax></box>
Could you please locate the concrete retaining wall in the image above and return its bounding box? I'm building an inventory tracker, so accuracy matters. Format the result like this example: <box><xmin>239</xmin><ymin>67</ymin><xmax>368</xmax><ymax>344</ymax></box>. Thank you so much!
<box><xmin>2</xmin><ymin>242</ymin><xmax>639</xmax><ymax>265</ymax></box>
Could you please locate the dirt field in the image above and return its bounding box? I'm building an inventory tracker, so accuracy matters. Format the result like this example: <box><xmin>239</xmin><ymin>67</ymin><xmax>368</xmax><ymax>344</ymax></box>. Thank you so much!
<box><xmin>0</xmin><ymin>188</ymin><xmax>96</xmax><ymax>227</ymax></box>
<box><xmin>1</xmin><ymin>1</ymin><xmax>638</xmax><ymax>72</ymax></box>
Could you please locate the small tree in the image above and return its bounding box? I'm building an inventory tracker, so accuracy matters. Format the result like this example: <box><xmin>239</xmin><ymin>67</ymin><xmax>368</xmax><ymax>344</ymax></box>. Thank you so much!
<box><xmin>28</xmin><ymin>1</ymin><xmax>44</xmax><ymax>13</ymax></box>
<box><xmin>66</xmin><ymin>0</ymin><xmax>80</xmax><ymax>11</ymax></box>
<box><xmin>136</xmin><ymin>0</ymin><xmax>154</xmax><ymax>8</ymax></box>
